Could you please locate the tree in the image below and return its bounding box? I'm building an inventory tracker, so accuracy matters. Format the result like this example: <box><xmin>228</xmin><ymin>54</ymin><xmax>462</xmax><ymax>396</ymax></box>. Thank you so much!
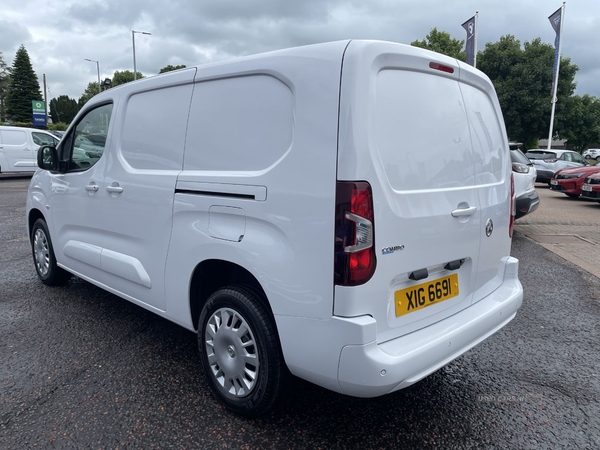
<box><xmin>556</xmin><ymin>95</ymin><xmax>600</xmax><ymax>151</ymax></box>
<box><xmin>6</xmin><ymin>45</ymin><xmax>43</xmax><ymax>123</ymax></box>
<box><xmin>411</xmin><ymin>28</ymin><xmax>465</xmax><ymax>61</ymax></box>
<box><xmin>477</xmin><ymin>36</ymin><xmax>578</xmax><ymax>149</ymax></box>
<box><xmin>78</xmin><ymin>81</ymin><xmax>100</xmax><ymax>108</ymax></box>
<box><xmin>159</xmin><ymin>64</ymin><xmax>186</xmax><ymax>74</ymax></box>
<box><xmin>77</xmin><ymin>69</ymin><xmax>144</xmax><ymax>108</ymax></box>
<box><xmin>112</xmin><ymin>70</ymin><xmax>143</xmax><ymax>87</ymax></box>
<box><xmin>0</xmin><ymin>51</ymin><xmax>12</xmax><ymax>122</ymax></box>
<box><xmin>49</xmin><ymin>95</ymin><xmax>79</xmax><ymax>124</ymax></box>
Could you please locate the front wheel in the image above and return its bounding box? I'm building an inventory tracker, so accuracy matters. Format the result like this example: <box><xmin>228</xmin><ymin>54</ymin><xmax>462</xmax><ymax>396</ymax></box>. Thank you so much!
<box><xmin>31</xmin><ymin>219</ymin><xmax>71</xmax><ymax>286</ymax></box>
<box><xmin>198</xmin><ymin>286</ymin><xmax>285</xmax><ymax>417</ymax></box>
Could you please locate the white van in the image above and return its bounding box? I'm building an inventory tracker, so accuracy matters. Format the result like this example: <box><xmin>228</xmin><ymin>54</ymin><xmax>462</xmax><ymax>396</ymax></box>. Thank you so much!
<box><xmin>0</xmin><ymin>126</ymin><xmax>60</xmax><ymax>173</ymax></box>
<box><xmin>26</xmin><ymin>40</ymin><xmax>523</xmax><ymax>416</ymax></box>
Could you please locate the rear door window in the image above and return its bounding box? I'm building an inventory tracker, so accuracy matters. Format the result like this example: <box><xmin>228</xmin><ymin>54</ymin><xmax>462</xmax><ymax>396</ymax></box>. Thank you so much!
<box><xmin>510</xmin><ymin>149</ymin><xmax>531</xmax><ymax>165</ymax></box>
<box><xmin>374</xmin><ymin>70</ymin><xmax>474</xmax><ymax>190</ymax></box>
<box><xmin>459</xmin><ymin>83</ymin><xmax>507</xmax><ymax>185</ymax></box>
<box><xmin>526</xmin><ymin>151</ymin><xmax>556</xmax><ymax>160</ymax></box>
<box><xmin>572</xmin><ymin>152</ymin><xmax>585</xmax><ymax>164</ymax></box>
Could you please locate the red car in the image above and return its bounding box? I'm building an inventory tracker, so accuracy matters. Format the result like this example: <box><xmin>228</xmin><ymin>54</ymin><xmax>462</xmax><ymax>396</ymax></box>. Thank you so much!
<box><xmin>581</xmin><ymin>172</ymin><xmax>600</xmax><ymax>202</ymax></box>
<box><xmin>550</xmin><ymin>165</ymin><xmax>600</xmax><ymax>198</ymax></box>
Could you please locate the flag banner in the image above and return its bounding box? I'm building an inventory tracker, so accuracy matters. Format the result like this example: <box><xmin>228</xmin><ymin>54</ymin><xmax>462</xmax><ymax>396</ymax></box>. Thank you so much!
<box><xmin>462</xmin><ymin>16</ymin><xmax>476</xmax><ymax>66</ymax></box>
<box><xmin>549</xmin><ymin>7</ymin><xmax>562</xmax><ymax>35</ymax></box>
<box><xmin>549</xmin><ymin>7</ymin><xmax>562</xmax><ymax>96</ymax></box>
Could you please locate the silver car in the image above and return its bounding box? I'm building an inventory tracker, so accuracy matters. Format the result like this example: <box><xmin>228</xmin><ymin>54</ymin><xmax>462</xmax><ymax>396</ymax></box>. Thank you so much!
<box><xmin>525</xmin><ymin>149</ymin><xmax>588</xmax><ymax>184</ymax></box>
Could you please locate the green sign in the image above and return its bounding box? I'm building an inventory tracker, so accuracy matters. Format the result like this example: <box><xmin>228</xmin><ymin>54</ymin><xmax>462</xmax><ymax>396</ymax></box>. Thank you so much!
<box><xmin>32</xmin><ymin>100</ymin><xmax>47</xmax><ymax>126</ymax></box>
<box><xmin>32</xmin><ymin>100</ymin><xmax>45</xmax><ymax>113</ymax></box>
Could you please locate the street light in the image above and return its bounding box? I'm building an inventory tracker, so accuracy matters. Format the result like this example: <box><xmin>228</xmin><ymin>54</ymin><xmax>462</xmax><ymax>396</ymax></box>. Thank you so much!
<box><xmin>84</xmin><ymin>58</ymin><xmax>101</xmax><ymax>94</ymax></box>
<box><xmin>132</xmin><ymin>30</ymin><xmax>151</xmax><ymax>80</ymax></box>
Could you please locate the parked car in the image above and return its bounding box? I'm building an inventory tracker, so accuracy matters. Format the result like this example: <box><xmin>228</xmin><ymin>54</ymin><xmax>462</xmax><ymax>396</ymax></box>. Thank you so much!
<box><xmin>525</xmin><ymin>149</ymin><xmax>588</xmax><ymax>184</ymax></box>
<box><xmin>509</xmin><ymin>143</ymin><xmax>539</xmax><ymax>218</ymax></box>
<box><xmin>550</xmin><ymin>165</ymin><xmax>600</xmax><ymax>198</ymax></box>
<box><xmin>582</xmin><ymin>149</ymin><xmax>600</xmax><ymax>161</ymax></box>
<box><xmin>26</xmin><ymin>39</ymin><xmax>523</xmax><ymax>416</ymax></box>
<box><xmin>581</xmin><ymin>172</ymin><xmax>600</xmax><ymax>201</ymax></box>
<box><xmin>0</xmin><ymin>126</ymin><xmax>60</xmax><ymax>173</ymax></box>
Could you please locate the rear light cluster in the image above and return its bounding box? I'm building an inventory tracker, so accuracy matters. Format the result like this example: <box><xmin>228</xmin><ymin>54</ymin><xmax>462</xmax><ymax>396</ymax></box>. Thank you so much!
<box><xmin>509</xmin><ymin>174</ymin><xmax>516</xmax><ymax>238</ymax></box>
<box><xmin>511</xmin><ymin>162</ymin><xmax>530</xmax><ymax>174</ymax></box>
<box><xmin>334</xmin><ymin>181</ymin><xmax>376</xmax><ymax>286</ymax></box>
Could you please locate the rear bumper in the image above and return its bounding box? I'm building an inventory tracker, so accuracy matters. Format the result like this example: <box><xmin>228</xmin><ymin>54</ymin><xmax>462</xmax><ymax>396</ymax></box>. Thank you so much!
<box><xmin>515</xmin><ymin>190</ymin><xmax>539</xmax><ymax>218</ymax></box>
<box><xmin>276</xmin><ymin>257</ymin><xmax>523</xmax><ymax>397</ymax></box>
<box><xmin>535</xmin><ymin>169</ymin><xmax>554</xmax><ymax>183</ymax></box>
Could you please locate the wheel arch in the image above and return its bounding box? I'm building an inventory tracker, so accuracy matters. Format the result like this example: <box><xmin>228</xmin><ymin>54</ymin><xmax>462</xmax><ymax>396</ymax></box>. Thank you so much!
<box><xmin>28</xmin><ymin>208</ymin><xmax>46</xmax><ymax>241</ymax></box>
<box><xmin>189</xmin><ymin>259</ymin><xmax>274</xmax><ymax>332</ymax></box>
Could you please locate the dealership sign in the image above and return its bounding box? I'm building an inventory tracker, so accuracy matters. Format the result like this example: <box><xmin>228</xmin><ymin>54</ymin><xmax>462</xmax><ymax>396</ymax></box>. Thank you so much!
<box><xmin>32</xmin><ymin>100</ymin><xmax>46</xmax><ymax>126</ymax></box>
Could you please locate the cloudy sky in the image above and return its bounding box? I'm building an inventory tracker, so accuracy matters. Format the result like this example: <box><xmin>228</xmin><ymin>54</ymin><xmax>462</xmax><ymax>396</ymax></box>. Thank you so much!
<box><xmin>2</xmin><ymin>0</ymin><xmax>599</xmax><ymax>102</ymax></box>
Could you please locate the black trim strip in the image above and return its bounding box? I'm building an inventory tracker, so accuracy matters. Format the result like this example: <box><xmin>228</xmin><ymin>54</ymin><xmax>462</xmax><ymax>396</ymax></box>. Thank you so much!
<box><xmin>175</xmin><ymin>189</ymin><xmax>255</xmax><ymax>200</ymax></box>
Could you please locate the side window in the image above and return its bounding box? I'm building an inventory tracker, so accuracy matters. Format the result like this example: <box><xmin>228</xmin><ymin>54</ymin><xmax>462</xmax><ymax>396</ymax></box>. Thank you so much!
<box><xmin>572</xmin><ymin>153</ymin><xmax>584</xmax><ymax>164</ymax></box>
<box><xmin>61</xmin><ymin>103</ymin><xmax>113</xmax><ymax>172</ymax></box>
<box><xmin>561</xmin><ymin>153</ymin><xmax>571</xmax><ymax>162</ymax></box>
<box><xmin>32</xmin><ymin>132</ymin><xmax>56</xmax><ymax>147</ymax></box>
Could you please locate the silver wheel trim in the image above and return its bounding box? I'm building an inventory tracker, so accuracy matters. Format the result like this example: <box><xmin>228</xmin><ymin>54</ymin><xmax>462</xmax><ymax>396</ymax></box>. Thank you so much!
<box><xmin>33</xmin><ymin>228</ymin><xmax>50</xmax><ymax>277</ymax></box>
<box><xmin>204</xmin><ymin>307</ymin><xmax>259</xmax><ymax>398</ymax></box>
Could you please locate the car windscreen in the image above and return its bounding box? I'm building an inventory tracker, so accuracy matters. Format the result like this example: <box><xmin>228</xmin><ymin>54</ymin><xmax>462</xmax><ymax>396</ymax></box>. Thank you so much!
<box><xmin>525</xmin><ymin>151</ymin><xmax>556</xmax><ymax>160</ymax></box>
<box><xmin>510</xmin><ymin>149</ymin><xmax>531</xmax><ymax>165</ymax></box>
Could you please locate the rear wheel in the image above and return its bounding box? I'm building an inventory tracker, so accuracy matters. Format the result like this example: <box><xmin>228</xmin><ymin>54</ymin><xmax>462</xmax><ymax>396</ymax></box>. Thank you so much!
<box><xmin>596</xmin><ymin>156</ymin><xmax>600</xmax><ymax>162</ymax></box>
<box><xmin>31</xmin><ymin>219</ymin><xmax>71</xmax><ymax>285</ymax></box>
<box><xmin>198</xmin><ymin>286</ymin><xmax>284</xmax><ymax>417</ymax></box>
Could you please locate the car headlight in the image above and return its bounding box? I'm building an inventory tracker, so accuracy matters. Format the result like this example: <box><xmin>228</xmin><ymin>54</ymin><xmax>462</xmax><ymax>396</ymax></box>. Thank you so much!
<box><xmin>560</xmin><ymin>172</ymin><xmax>584</xmax><ymax>179</ymax></box>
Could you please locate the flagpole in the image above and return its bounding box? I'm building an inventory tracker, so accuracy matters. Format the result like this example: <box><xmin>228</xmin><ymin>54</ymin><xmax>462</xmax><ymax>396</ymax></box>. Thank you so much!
<box><xmin>474</xmin><ymin>11</ymin><xmax>479</xmax><ymax>68</ymax></box>
<box><xmin>547</xmin><ymin>2</ymin><xmax>566</xmax><ymax>151</ymax></box>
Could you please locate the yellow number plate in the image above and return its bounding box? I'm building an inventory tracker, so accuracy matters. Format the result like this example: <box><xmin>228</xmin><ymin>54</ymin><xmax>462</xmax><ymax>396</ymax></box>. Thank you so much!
<box><xmin>395</xmin><ymin>273</ymin><xmax>459</xmax><ymax>317</ymax></box>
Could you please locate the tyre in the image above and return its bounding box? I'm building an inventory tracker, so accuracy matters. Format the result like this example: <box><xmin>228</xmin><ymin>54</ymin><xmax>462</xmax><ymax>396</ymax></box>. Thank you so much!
<box><xmin>198</xmin><ymin>286</ymin><xmax>285</xmax><ymax>417</ymax></box>
<box><xmin>31</xmin><ymin>219</ymin><xmax>71</xmax><ymax>286</ymax></box>
<box><xmin>567</xmin><ymin>194</ymin><xmax>579</xmax><ymax>198</ymax></box>
<box><xmin>596</xmin><ymin>156</ymin><xmax>600</xmax><ymax>162</ymax></box>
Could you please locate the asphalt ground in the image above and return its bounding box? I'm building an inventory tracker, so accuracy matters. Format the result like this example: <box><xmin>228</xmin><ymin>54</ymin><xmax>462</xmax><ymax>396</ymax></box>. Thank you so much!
<box><xmin>1</xmin><ymin>175</ymin><xmax>599</xmax><ymax>449</ymax></box>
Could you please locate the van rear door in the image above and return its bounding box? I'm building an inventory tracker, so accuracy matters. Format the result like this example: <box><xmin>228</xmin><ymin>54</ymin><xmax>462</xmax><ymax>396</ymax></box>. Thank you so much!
<box><xmin>335</xmin><ymin>42</ymin><xmax>509</xmax><ymax>343</ymax></box>
<box><xmin>457</xmin><ymin>62</ymin><xmax>511</xmax><ymax>302</ymax></box>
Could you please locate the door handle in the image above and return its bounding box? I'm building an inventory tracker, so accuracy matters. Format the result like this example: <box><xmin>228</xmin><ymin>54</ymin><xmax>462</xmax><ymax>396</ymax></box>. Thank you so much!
<box><xmin>106</xmin><ymin>184</ymin><xmax>124</xmax><ymax>194</ymax></box>
<box><xmin>85</xmin><ymin>184</ymin><xmax>99</xmax><ymax>192</ymax></box>
<box><xmin>451</xmin><ymin>206</ymin><xmax>477</xmax><ymax>217</ymax></box>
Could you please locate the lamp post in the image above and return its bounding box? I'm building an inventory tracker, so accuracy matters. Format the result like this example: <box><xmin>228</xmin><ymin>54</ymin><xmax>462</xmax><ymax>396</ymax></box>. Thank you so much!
<box><xmin>132</xmin><ymin>30</ymin><xmax>151</xmax><ymax>80</ymax></box>
<box><xmin>85</xmin><ymin>58</ymin><xmax>101</xmax><ymax>94</ymax></box>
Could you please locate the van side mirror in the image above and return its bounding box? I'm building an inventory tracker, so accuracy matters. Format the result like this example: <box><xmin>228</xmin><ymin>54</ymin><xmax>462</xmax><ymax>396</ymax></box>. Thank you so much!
<box><xmin>37</xmin><ymin>145</ymin><xmax>59</xmax><ymax>171</ymax></box>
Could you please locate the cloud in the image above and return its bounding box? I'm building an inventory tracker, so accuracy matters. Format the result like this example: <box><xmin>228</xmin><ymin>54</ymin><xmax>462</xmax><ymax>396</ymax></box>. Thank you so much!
<box><xmin>2</xmin><ymin>0</ymin><xmax>599</xmax><ymax>103</ymax></box>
